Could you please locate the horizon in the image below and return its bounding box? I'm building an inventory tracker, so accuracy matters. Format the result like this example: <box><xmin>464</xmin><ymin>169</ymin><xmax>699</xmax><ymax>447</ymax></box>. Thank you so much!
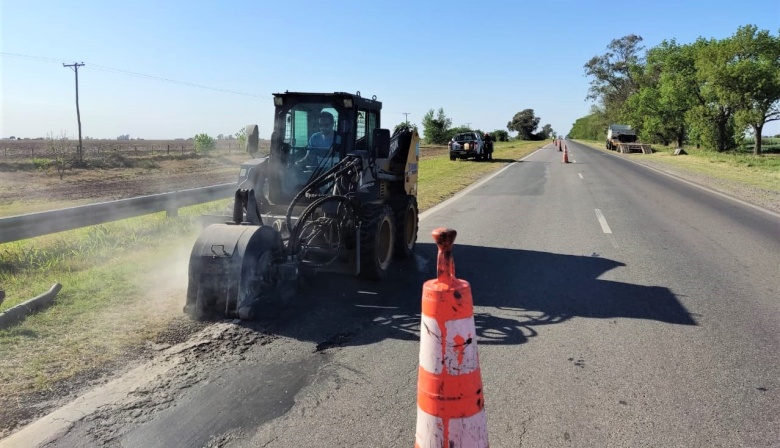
<box><xmin>2</xmin><ymin>0</ymin><xmax>779</xmax><ymax>140</ymax></box>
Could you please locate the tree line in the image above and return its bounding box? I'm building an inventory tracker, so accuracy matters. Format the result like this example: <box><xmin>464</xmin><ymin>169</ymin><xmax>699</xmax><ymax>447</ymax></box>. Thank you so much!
<box><xmin>570</xmin><ymin>25</ymin><xmax>780</xmax><ymax>155</ymax></box>
<box><xmin>403</xmin><ymin>108</ymin><xmax>555</xmax><ymax>145</ymax></box>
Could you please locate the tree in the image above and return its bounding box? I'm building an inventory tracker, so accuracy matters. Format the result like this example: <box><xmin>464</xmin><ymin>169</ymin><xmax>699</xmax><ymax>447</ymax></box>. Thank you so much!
<box><xmin>491</xmin><ymin>130</ymin><xmax>509</xmax><ymax>142</ymax></box>
<box><xmin>625</xmin><ymin>39</ymin><xmax>696</xmax><ymax>147</ymax></box>
<box><xmin>726</xmin><ymin>25</ymin><xmax>780</xmax><ymax>155</ymax></box>
<box><xmin>689</xmin><ymin>37</ymin><xmax>740</xmax><ymax>152</ymax></box>
<box><xmin>45</xmin><ymin>131</ymin><xmax>74</xmax><ymax>180</ymax></box>
<box><xmin>421</xmin><ymin>108</ymin><xmax>452</xmax><ymax>145</ymax></box>
<box><xmin>568</xmin><ymin>105</ymin><xmax>609</xmax><ymax>141</ymax></box>
<box><xmin>235</xmin><ymin>127</ymin><xmax>247</xmax><ymax>151</ymax></box>
<box><xmin>394</xmin><ymin>122</ymin><xmax>418</xmax><ymax>133</ymax></box>
<box><xmin>540</xmin><ymin>124</ymin><xmax>554</xmax><ymax>139</ymax></box>
<box><xmin>507</xmin><ymin>109</ymin><xmax>540</xmax><ymax>140</ymax></box>
<box><xmin>194</xmin><ymin>133</ymin><xmax>216</xmax><ymax>153</ymax></box>
<box><xmin>584</xmin><ymin>34</ymin><xmax>646</xmax><ymax>122</ymax></box>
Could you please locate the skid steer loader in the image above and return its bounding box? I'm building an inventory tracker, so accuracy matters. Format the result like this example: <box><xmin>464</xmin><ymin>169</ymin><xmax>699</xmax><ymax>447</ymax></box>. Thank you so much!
<box><xmin>184</xmin><ymin>91</ymin><xmax>420</xmax><ymax>320</ymax></box>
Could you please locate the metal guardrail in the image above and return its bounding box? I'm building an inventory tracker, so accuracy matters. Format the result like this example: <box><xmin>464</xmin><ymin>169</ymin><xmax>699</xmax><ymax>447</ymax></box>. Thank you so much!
<box><xmin>0</xmin><ymin>183</ymin><xmax>236</xmax><ymax>244</ymax></box>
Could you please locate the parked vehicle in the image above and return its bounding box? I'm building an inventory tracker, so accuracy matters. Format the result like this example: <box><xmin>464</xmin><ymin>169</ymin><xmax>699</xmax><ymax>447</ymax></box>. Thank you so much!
<box><xmin>606</xmin><ymin>124</ymin><xmax>652</xmax><ymax>154</ymax></box>
<box><xmin>449</xmin><ymin>132</ymin><xmax>487</xmax><ymax>161</ymax></box>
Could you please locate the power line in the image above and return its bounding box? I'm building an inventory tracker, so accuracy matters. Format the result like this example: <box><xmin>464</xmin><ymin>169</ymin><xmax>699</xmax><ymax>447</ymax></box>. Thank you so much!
<box><xmin>1</xmin><ymin>52</ymin><xmax>269</xmax><ymax>99</ymax></box>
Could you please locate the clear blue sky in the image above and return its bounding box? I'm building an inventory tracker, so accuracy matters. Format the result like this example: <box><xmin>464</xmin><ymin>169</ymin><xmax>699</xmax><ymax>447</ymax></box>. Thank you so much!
<box><xmin>2</xmin><ymin>0</ymin><xmax>779</xmax><ymax>140</ymax></box>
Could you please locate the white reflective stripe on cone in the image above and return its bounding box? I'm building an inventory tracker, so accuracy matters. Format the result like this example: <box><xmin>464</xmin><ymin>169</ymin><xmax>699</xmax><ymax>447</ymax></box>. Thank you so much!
<box><xmin>416</xmin><ymin>407</ymin><xmax>489</xmax><ymax>448</ymax></box>
<box><xmin>448</xmin><ymin>409</ymin><xmax>489</xmax><ymax>447</ymax></box>
<box><xmin>415</xmin><ymin>407</ymin><xmax>444</xmax><ymax>448</ymax></box>
<box><xmin>419</xmin><ymin>314</ymin><xmax>442</xmax><ymax>374</ymax></box>
<box><xmin>444</xmin><ymin>317</ymin><xmax>479</xmax><ymax>375</ymax></box>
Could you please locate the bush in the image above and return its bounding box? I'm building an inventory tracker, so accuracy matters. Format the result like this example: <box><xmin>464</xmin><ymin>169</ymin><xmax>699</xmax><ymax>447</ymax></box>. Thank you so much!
<box><xmin>32</xmin><ymin>158</ymin><xmax>51</xmax><ymax>171</ymax></box>
<box><xmin>194</xmin><ymin>133</ymin><xmax>216</xmax><ymax>153</ymax></box>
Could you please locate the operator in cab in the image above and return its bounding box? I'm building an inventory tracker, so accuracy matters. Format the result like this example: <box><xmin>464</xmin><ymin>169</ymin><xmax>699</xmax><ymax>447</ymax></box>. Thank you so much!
<box><xmin>296</xmin><ymin>111</ymin><xmax>336</xmax><ymax>169</ymax></box>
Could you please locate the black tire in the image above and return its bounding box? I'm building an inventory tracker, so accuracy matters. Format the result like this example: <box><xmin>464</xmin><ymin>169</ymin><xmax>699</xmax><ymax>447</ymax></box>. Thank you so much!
<box><xmin>359</xmin><ymin>204</ymin><xmax>395</xmax><ymax>279</ymax></box>
<box><xmin>393</xmin><ymin>196</ymin><xmax>418</xmax><ymax>259</ymax></box>
<box><xmin>450</xmin><ymin>154</ymin><xmax>456</xmax><ymax>161</ymax></box>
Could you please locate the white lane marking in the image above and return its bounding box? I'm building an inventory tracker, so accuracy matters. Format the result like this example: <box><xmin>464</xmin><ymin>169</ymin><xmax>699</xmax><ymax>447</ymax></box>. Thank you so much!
<box><xmin>357</xmin><ymin>291</ymin><xmax>378</xmax><ymax>295</ymax></box>
<box><xmin>594</xmin><ymin>209</ymin><xmax>613</xmax><ymax>234</ymax></box>
<box><xmin>419</xmin><ymin>146</ymin><xmax>547</xmax><ymax>221</ymax></box>
<box><xmin>578</xmin><ymin>173</ymin><xmax>584</xmax><ymax>179</ymax></box>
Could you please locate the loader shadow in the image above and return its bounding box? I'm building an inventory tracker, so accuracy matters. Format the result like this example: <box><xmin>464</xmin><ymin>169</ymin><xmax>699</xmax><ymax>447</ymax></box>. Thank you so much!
<box><xmin>246</xmin><ymin>242</ymin><xmax>696</xmax><ymax>349</ymax></box>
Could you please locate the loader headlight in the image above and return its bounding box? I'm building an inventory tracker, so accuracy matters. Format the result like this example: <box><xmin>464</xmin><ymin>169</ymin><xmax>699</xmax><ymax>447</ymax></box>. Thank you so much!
<box><xmin>343</xmin><ymin>98</ymin><xmax>353</xmax><ymax>108</ymax></box>
<box><xmin>274</xmin><ymin>97</ymin><xmax>284</xmax><ymax>106</ymax></box>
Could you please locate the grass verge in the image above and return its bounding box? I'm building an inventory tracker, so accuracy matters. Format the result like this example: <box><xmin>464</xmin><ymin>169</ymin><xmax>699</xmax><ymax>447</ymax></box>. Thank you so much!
<box><xmin>578</xmin><ymin>140</ymin><xmax>780</xmax><ymax>193</ymax></box>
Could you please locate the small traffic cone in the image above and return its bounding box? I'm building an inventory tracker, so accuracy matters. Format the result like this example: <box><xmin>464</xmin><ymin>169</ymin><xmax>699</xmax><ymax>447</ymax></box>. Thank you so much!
<box><xmin>562</xmin><ymin>145</ymin><xmax>569</xmax><ymax>163</ymax></box>
<box><xmin>415</xmin><ymin>228</ymin><xmax>488</xmax><ymax>448</ymax></box>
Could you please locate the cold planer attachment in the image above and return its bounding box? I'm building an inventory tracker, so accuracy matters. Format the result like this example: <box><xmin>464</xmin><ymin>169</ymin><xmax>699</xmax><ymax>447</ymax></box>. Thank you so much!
<box><xmin>184</xmin><ymin>223</ymin><xmax>289</xmax><ymax>320</ymax></box>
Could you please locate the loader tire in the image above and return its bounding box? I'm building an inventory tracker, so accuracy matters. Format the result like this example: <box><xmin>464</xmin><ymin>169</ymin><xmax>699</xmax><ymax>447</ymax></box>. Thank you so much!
<box><xmin>393</xmin><ymin>196</ymin><xmax>418</xmax><ymax>259</ymax></box>
<box><xmin>359</xmin><ymin>204</ymin><xmax>395</xmax><ymax>279</ymax></box>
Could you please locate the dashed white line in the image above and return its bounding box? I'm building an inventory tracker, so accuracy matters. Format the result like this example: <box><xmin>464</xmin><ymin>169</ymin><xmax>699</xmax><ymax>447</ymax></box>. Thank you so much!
<box><xmin>578</xmin><ymin>173</ymin><xmax>584</xmax><ymax>179</ymax></box>
<box><xmin>594</xmin><ymin>209</ymin><xmax>612</xmax><ymax>234</ymax></box>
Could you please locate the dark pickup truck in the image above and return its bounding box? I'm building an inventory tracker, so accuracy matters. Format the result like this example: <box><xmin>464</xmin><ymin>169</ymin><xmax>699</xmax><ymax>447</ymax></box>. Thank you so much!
<box><xmin>448</xmin><ymin>132</ymin><xmax>488</xmax><ymax>161</ymax></box>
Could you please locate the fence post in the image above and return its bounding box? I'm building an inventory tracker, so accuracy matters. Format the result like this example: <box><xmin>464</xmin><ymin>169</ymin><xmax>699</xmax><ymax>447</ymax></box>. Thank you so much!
<box><xmin>181</xmin><ymin>145</ymin><xmax>184</xmax><ymax>155</ymax></box>
<box><xmin>167</xmin><ymin>144</ymin><xmax>170</xmax><ymax>155</ymax></box>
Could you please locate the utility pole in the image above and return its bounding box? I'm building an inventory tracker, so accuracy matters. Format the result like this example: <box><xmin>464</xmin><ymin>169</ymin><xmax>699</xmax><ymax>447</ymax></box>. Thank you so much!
<box><xmin>402</xmin><ymin>112</ymin><xmax>410</xmax><ymax>125</ymax></box>
<box><xmin>63</xmin><ymin>62</ymin><xmax>85</xmax><ymax>161</ymax></box>
<box><xmin>465</xmin><ymin>122</ymin><xmax>471</xmax><ymax>129</ymax></box>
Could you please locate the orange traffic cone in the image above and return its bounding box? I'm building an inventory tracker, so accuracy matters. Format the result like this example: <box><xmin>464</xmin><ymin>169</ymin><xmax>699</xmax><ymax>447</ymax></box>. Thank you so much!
<box><xmin>562</xmin><ymin>145</ymin><xmax>569</xmax><ymax>163</ymax></box>
<box><xmin>415</xmin><ymin>228</ymin><xmax>488</xmax><ymax>448</ymax></box>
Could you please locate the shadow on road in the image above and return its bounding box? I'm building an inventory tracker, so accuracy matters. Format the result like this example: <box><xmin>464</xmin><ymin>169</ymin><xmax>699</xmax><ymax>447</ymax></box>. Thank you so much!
<box><xmin>243</xmin><ymin>242</ymin><xmax>695</xmax><ymax>349</ymax></box>
<box><xmin>486</xmin><ymin>158</ymin><xmax>520</xmax><ymax>163</ymax></box>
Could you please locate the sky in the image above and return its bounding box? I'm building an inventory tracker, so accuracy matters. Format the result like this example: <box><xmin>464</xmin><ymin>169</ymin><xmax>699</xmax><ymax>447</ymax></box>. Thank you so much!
<box><xmin>1</xmin><ymin>0</ymin><xmax>779</xmax><ymax>140</ymax></box>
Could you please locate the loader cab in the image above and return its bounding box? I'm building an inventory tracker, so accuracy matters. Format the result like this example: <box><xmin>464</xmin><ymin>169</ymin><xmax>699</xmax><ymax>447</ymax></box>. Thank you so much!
<box><xmin>266</xmin><ymin>92</ymin><xmax>383</xmax><ymax>204</ymax></box>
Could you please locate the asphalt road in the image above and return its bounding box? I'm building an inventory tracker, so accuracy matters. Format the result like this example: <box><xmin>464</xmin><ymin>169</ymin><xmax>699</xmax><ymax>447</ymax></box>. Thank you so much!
<box><xmin>4</xmin><ymin>141</ymin><xmax>779</xmax><ymax>447</ymax></box>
